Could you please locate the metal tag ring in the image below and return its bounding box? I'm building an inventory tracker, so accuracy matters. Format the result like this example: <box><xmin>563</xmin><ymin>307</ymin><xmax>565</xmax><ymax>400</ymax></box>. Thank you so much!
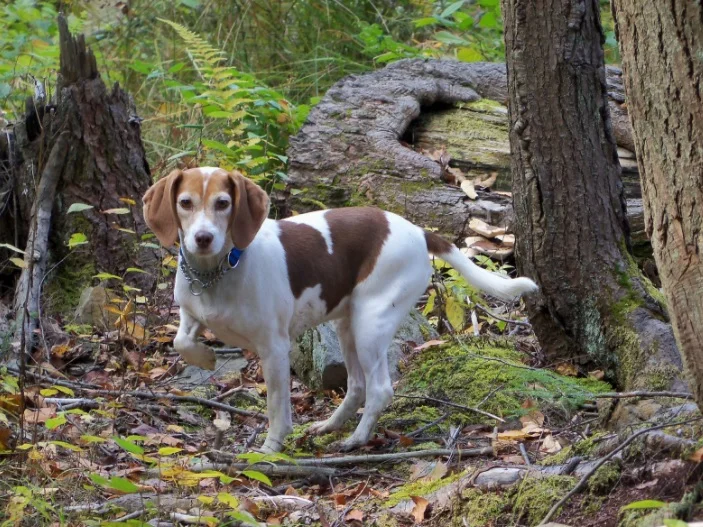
<box><xmin>190</xmin><ymin>279</ymin><xmax>205</xmax><ymax>296</ymax></box>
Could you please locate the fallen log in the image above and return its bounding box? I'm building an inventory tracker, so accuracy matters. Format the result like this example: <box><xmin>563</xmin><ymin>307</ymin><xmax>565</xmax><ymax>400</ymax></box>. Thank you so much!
<box><xmin>285</xmin><ymin>60</ymin><xmax>648</xmax><ymax>251</ymax></box>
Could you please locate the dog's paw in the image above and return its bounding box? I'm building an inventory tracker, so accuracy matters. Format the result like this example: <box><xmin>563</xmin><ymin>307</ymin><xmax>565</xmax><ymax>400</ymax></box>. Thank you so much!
<box><xmin>327</xmin><ymin>436</ymin><xmax>365</xmax><ymax>453</ymax></box>
<box><xmin>259</xmin><ymin>437</ymin><xmax>284</xmax><ymax>454</ymax></box>
<box><xmin>178</xmin><ymin>342</ymin><xmax>216</xmax><ymax>370</ymax></box>
<box><xmin>308</xmin><ymin>419</ymin><xmax>334</xmax><ymax>436</ymax></box>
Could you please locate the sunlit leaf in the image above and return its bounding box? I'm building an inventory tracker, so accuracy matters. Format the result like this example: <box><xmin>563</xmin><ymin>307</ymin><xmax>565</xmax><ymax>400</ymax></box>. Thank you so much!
<box><xmin>67</xmin><ymin>203</ymin><xmax>93</xmax><ymax>214</ymax></box>
<box><xmin>242</xmin><ymin>469</ymin><xmax>272</xmax><ymax>487</ymax></box>
<box><xmin>622</xmin><ymin>500</ymin><xmax>667</xmax><ymax>510</ymax></box>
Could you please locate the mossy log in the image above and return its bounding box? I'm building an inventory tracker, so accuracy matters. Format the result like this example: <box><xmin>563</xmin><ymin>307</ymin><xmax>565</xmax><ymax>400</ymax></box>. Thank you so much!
<box><xmin>0</xmin><ymin>16</ymin><xmax>158</xmax><ymax>324</ymax></box>
<box><xmin>285</xmin><ymin>60</ymin><xmax>644</xmax><ymax>247</ymax></box>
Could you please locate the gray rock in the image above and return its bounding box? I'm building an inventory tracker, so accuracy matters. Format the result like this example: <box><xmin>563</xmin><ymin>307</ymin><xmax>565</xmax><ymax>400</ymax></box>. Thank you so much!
<box><xmin>290</xmin><ymin>309</ymin><xmax>438</xmax><ymax>390</ymax></box>
<box><xmin>74</xmin><ymin>286</ymin><xmax>110</xmax><ymax>328</ymax></box>
<box><xmin>172</xmin><ymin>353</ymin><xmax>248</xmax><ymax>390</ymax></box>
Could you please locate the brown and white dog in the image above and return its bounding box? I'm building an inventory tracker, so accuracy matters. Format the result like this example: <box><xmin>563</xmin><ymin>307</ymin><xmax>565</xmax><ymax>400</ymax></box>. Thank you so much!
<box><xmin>143</xmin><ymin>167</ymin><xmax>537</xmax><ymax>453</ymax></box>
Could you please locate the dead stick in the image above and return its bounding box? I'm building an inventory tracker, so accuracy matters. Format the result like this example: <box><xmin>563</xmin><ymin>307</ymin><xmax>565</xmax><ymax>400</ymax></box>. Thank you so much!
<box><xmin>593</xmin><ymin>391</ymin><xmax>691</xmax><ymax>399</ymax></box>
<box><xmin>473</xmin><ymin>303</ymin><xmax>532</xmax><ymax>328</ymax></box>
<box><xmin>538</xmin><ymin>416</ymin><xmax>703</xmax><ymax>525</ymax></box>
<box><xmin>150</xmin><ymin>461</ymin><xmax>338</xmax><ymax>478</ymax></box>
<box><xmin>395</xmin><ymin>394</ymin><xmax>505</xmax><ymax>423</ymax></box>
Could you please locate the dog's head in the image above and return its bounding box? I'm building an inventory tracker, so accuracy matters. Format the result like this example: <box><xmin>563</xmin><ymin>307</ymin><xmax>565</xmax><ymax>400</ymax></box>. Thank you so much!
<box><xmin>142</xmin><ymin>167</ymin><xmax>269</xmax><ymax>255</ymax></box>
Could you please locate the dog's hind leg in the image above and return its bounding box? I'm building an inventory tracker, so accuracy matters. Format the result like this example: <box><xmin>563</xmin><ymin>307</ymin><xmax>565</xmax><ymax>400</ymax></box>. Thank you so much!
<box><xmin>309</xmin><ymin>318</ymin><xmax>366</xmax><ymax>435</ymax></box>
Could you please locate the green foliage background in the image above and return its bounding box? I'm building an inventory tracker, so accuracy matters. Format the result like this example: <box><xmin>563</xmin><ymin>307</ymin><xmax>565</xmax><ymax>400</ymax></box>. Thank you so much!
<box><xmin>0</xmin><ymin>0</ymin><xmax>619</xmax><ymax>179</ymax></box>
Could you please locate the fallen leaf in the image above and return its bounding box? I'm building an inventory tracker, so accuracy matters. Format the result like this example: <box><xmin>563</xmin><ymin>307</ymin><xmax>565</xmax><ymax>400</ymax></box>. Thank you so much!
<box><xmin>345</xmin><ymin>509</ymin><xmax>364</xmax><ymax>522</ymax></box>
<box><xmin>475</xmin><ymin>172</ymin><xmax>498</xmax><ymax>188</ymax></box>
<box><xmin>540</xmin><ymin>434</ymin><xmax>562</xmax><ymax>454</ymax></box>
<box><xmin>461</xmin><ymin>180</ymin><xmax>478</xmax><ymax>200</ymax></box>
<box><xmin>23</xmin><ymin>407</ymin><xmax>56</xmax><ymax>425</ymax></box>
<box><xmin>588</xmin><ymin>369</ymin><xmax>605</xmax><ymax>380</ymax></box>
<box><xmin>411</xmin><ymin>496</ymin><xmax>429</xmax><ymax>523</ymax></box>
<box><xmin>422</xmin><ymin>461</ymin><xmax>448</xmax><ymax>483</ymax></box>
<box><xmin>555</xmin><ymin>363</ymin><xmax>578</xmax><ymax>377</ymax></box>
<box><xmin>502</xmin><ymin>454</ymin><xmax>526</xmax><ymax>464</ymax></box>
<box><xmin>413</xmin><ymin>340</ymin><xmax>446</xmax><ymax>351</ymax></box>
<box><xmin>689</xmin><ymin>447</ymin><xmax>703</xmax><ymax>462</ymax></box>
<box><xmin>399</xmin><ymin>435</ymin><xmax>415</xmax><ymax>447</ymax></box>
<box><xmin>334</xmin><ymin>494</ymin><xmax>346</xmax><ymax>509</ymax></box>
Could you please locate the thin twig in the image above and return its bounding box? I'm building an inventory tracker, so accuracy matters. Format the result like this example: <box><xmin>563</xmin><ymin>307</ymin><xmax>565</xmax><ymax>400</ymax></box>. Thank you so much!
<box><xmin>6</xmin><ymin>366</ymin><xmax>101</xmax><ymax>390</ymax></box>
<box><xmin>7</xmin><ymin>365</ymin><xmax>264</xmax><ymax>418</ymax></box>
<box><xmin>407</xmin><ymin>412</ymin><xmax>450</xmax><ymax>438</ymax></box>
<box><xmin>519</xmin><ymin>443</ymin><xmax>531</xmax><ymax>466</ymax></box>
<box><xmin>395</xmin><ymin>394</ymin><xmax>505</xmax><ymax>423</ymax></box>
<box><xmin>594</xmin><ymin>391</ymin><xmax>691</xmax><ymax>399</ymax></box>
<box><xmin>538</xmin><ymin>416</ymin><xmax>703</xmax><ymax>525</ymax></box>
<box><xmin>474</xmin><ymin>302</ymin><xmax>532</xmax><ymax>328</ymax></box>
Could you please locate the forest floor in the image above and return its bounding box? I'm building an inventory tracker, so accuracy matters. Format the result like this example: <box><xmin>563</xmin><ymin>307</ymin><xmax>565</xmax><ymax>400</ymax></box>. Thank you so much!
<box><xmin>1</xmin><ymin>288</ymin><xmax>702</xmax><ymax>527</ymax></box>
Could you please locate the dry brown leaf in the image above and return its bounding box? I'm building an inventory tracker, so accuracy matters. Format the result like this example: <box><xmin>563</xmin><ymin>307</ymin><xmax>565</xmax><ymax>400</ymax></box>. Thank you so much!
<box><xmin>413</xmin><ymin>340</ymin><xmax>446</xmax><ymax>351</ymax></box>
<box><xmin>399</xmin><ymin>435</ymin><xmax>415</xmax><ymax>447</ymax></box>
<box><xmin>422</xmin><ymin>461</ymin><xmax>448</xmax><ymax>483</ymax></box>
<box><xmin>345</xmin><ymin>509</ymin><xmax>365</xmax><ymax>522</ymax></box>
<box><xmin>23</xmin><ymin>407</ymin><xmax>56</xmax><ymax>425</ymax></box>
<box><xmin>689</xmin><ymin>447</ymin><xmax>703</xmax><ymax>462</ymax></box>
<box><xmin>468</xmin><ymin>218</ymin><xmax>507</xmax><ymax>238</ymax></box>
<box><xmin>555</xmin><ymin>363</ymin><xmax>578</xmax><ymax>377</ymax></box>
<box><xmin>588</xmin><ymin>369</ymin><xmax>605</xmax><ymax>380</ymax></box>
<box><xmin>540</xmin><ymin>434</ymin><xmax>562</xmax><ymax>454</ymax></box>
<box><xmin>461</xmin><ymin>180</ymin><xmax>478</xmax><ymax>200</ymax></box>
<box><xmin>445</xmin><ymin>166</ymin><xmax>466</xmax><ymax>184</ymax></box>
<box><xmin>475</xmin><ymin>172</ymin><xmax>498</xmax><ymax>188</ymax></box>
<box><xmin>411</xmin><ymin>496</ymin><xmax>430</xmax><ymax>523</ymax></box>
<box><xmin>334</xmin><ymin>494</ymin><xmax>347</xmax><ymax>509</ymax></box>
<box><xmin>242</xmin><ymin>497</ymin><xmax>260</xmax><ymax>518</ymax></box>
<box><xmin>497</xmin><ymin>430</ymin><xmax>532</xmax><ymax>441</ymax></box>
<box><xmin>502</xmin><ymin>454</ymin><xmax>526</xmax><ymax>464</ymax></box>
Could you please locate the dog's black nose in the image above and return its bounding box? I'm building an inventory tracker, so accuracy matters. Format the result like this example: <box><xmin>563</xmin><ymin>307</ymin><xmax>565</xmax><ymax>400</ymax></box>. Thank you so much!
<box><xmin>195</xmin><ymin>231</ymin><xmax>214</xmax><ymax>249</ymax></box>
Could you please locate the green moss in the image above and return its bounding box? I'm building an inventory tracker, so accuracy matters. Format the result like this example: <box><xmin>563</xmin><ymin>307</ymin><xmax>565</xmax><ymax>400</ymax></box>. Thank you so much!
<box><xmin>456</xmin><ymin>488</ymin><xmax>509</xmax><ymax>527</ymax></box>
<box><xmin>384</xmin><ymin>469</ymin><xmax>467</xmax><ymax>507</ymax></box>
<box><xmin>44</xmin><ymin>257</ymin><xmax>96</xmax><ymax>315</ymax></box>
<box><xmin>587</xmin><ymin>462</ymin><xmax>621</xmax><ymax>495</ymax></box>
<box><xmin>511</xmin><ymin>475</ymin><xmax>576</xmax><ymax>526</ymax></box>
<box><xmin>378</xmin><ymin>405</ymin><xmax>441</xmax><ymax>432</ymax></box>
<box><xmin>282</xmin><ymin>422</ymin><xmax>351</xmax><ymax>454</ymax></box>
<box><xmin>539</xmin><ymin>432</ymin><xmax>609</xmax><ymax>466</ymax></box>
<box><xmin>389</xmin><ymin>339</ymin><xmax>611</xmax><ymax>427</ymax></box>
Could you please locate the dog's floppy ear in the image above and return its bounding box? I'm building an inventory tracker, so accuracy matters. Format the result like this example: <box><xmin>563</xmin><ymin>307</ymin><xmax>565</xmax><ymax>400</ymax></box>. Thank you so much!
<box><xmin>228</xmin><ymin>171</ymin><xmax>269</xmax><ymax>249</ymax></box>
<box><xmin>143</xmin><ymin>169</ymin><xmax>183</xmax><ymax>247</ymax></box>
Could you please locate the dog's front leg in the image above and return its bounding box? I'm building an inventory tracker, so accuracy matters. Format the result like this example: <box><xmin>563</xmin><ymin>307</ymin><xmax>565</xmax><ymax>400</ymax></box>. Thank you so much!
<box><xmin>173</xmin><ymin>308</ymin><xmax>216</xmax><ymax>370</ymax></box>
<box><xmin>259</xmin><ymin>341</ymin><xmax>293</xmax><ymax>453</ymax></box>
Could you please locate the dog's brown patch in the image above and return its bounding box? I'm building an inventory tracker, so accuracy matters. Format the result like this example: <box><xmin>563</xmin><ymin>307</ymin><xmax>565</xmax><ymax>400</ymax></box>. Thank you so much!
<box><xmin>424</xmin><ymin>231</ymin><xmax>453</xmax><ymax>255</ymax></box>
<box><xmin>279</xmin><ymin>207</ymin><xmax>390</xmax><ymax>313</ymax></box>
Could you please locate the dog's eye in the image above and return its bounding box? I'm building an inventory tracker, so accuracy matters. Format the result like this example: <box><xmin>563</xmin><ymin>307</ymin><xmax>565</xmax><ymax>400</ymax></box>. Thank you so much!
<box><xmin>215</xmin><ymin>198</ymin><xmax>230</xmax><ymax>211</ymax></box>
<box><xmin>179</xmin><ymin>198</ymin><xmax>192</xmax><ymax>210</ymax></box>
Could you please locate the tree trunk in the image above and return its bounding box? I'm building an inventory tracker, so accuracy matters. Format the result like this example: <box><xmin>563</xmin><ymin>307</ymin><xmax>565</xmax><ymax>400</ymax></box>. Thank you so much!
<box><xmin>0</xmin><ymin>16</ymin><xmax>158</xmax><ymax>322</ymax></box>
<box><xmin>612</xmin><ymin>3</ymin><xmax>703</xmax><ymax>408</ymax></box>
<box><xmin>501</xmin><ymin>0</ymin><xmax>684</xmax><ymax>392</ymax></box>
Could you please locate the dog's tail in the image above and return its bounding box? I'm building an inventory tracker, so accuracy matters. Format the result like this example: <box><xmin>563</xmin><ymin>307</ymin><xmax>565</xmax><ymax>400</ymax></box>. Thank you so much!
<box><xmin>424</xmin><ymin>231</ymin><xmax>538</xmax><ymax>302</ymax></box>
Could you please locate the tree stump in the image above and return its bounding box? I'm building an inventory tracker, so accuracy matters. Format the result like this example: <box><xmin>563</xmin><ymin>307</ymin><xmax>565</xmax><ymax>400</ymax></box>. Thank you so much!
<box><xmin>0</xmin><ymin>16</ymin><xmax>157</xmax><ymax>327</ymax></box>
<box><xmin>285</xmin><ymin>59</ymin><xmax>645</xmax><ymax>248</ymax></box>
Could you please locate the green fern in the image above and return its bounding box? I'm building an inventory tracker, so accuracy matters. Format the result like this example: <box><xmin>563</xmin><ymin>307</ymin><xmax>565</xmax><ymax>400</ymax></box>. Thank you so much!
<box><xmin>158</xmin><ymin>19</ymin><xmax>305</xmax><ymax>185</ymax></box>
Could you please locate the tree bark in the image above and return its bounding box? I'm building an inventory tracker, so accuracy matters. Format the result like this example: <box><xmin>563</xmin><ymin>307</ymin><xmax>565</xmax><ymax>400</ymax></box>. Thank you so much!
<box><xmin>0</xmin><ymin>16</ymin><xmax>157</xmax><ymax>321</ymax></box>
<box><xmin>501</xmin><ymin>0</ymin><xmax>684</xmax><ymax>391</ymax></box>
<box><xmin>612</xmin><ymin>3</ymin><xmax>703</xmax><ymax>408</ymax></box>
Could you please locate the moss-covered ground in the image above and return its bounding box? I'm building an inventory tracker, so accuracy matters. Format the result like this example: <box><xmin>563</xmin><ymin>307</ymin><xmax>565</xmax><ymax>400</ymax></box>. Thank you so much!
<box><xmin>381</xmin><ymin>338</ymin><xmax>611</xmax><ymax>431</ymax></box>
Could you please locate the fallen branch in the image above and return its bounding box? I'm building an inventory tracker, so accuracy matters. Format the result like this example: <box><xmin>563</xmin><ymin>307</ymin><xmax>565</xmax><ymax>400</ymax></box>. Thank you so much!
<box><xmin>6</xmin><ymin>366</ymin><xmax>101</xmax><ymax>390</ymax></box>
<box><xmin>395</xmin><ymin>394</ymin><xmax>505</xmax><ymax>423</ymax></box>
<box><xmin>593</xmin><ymin>390</ymin><xmax>692</xmax><ymax>400</ymax></box>
<box><xmin>251</xmin><ymin>495</ymin><xmax>314</xmax><ymax>510</ymax></box>
<box><xmin>538</xmin><ymin>416</ymin><xmax>703</xmax><ymax>525</ymax></box>
<box><xmin>271</xmin><ymin>447</ymin><xmax>490</xmax><ymax>466</ymax></box>
<box><xmin>148</xmin><ymin>461</ymin><xmax>339</xmax><ymax>478</ymax></box>
<box><xmin>473</xmin><ymin>303</ymin><xmax>532</xmax><ymax>328</ymax></box>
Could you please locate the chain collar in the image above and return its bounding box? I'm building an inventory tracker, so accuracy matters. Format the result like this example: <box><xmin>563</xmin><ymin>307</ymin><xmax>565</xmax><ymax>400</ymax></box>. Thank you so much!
<box><xmin>179</xmin><ymin>243</ymin><xmax>244</xmax><ymax>296</ymax></box>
